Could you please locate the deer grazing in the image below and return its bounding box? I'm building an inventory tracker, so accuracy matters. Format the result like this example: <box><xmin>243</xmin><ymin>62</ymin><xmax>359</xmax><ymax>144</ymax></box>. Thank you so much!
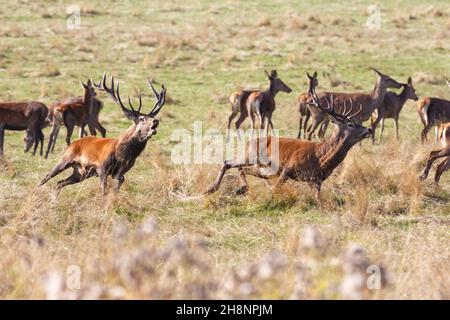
<box><xmin>45</xmin><ymin>79</ymin><xmax>106</xmax><ymax>158</ymax></box>
<box><xmin>0</xmin><ymin>101</ymin><xmax>48</xmax><ymax>157</ymax></box>
<box><xmin>226</xmin><ymin>70</ymin><xmax>292</xmax><ymax>140</ymax></box>
<box><xmin>206</xmin><ymin>80</ymin><xmax>372</xmax><ymax>203</ymax></box>
<box><xmin>416</xmin><ymin>87</ymin><xmax>450</xmax><ymax>142</ymax></box>
<box><xmin>419</xmin><ymin>122</ymin><xmax>450</xmax><ymax>185</ymax></box>
<box><xmin>297</xmin><ymin>71</ymin><xmax>318</xmax><ymax>139</ymax></box>
<box><xmin>305</xmin><ymin>68</ymin><xmax>402</xmax><ymax>141</ymax></box>
<box><xmin>370</xmin><ymin>76</ymin><xmax>418</xmax><ymax>143</ymax></box>
<box><xmin>37</xmin><ymin>73</ymin><xmax>166</xmax><ymax>195</ymax></box>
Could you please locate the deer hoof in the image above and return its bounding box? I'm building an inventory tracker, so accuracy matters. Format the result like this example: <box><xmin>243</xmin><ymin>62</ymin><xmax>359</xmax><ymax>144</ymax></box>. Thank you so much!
<box><xmin>234</xmin><ymin>186</ymin><xmax>248</xmax><ymax>195</ymax></box>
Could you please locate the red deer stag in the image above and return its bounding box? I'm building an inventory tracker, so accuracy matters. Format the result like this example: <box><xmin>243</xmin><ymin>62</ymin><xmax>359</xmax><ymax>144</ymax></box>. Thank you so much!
<box><xmin>370</xmin><ymin>76</ymin><xmax>418</xmax><ymax>143</ymax></box>
<box><xmin>297</xmin><ymin>71</ymin><xmax>318</xmax><ymax>139</ymax></box>
<box><xmin>45</xmin><ymin>79</ymin><xmax>106</xmax><ymax>158</ymax></box>
<box><xmin>416</xmin><ymin>86</ymin><xmax>450</xmax><ymax>142</ymax></box>
<box><xmin>306</xmin><ymin>68</ymin><xmax>402</xmax><ymax>141</ymax></box>
<box><xmin>206</xmin><ymin>82</ymin><xmax>373</xmax><ymax>203</ymax></box>
<box><xmin>227</xmin><ymin>70</ymin><xmax>292</xmax><ymax>140</ymax></box>
<box><xmin>37</xmin><ymin>73</ymin><xmax>166</xmax><ymax>195</ymax></box>
<box><xmin>0</xmin><ymin>101</ymin><xmax>48</xmax><ymax>157</ymax></box>
<box><xmin>419</xmin><ymin>122</ymin><xmax>450</xmax><ymax>184</ymax></box>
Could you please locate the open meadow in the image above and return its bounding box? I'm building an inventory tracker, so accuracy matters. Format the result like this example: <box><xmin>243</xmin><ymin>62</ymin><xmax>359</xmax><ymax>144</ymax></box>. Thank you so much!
<box><xmin>0</xmin><ymin>0</ymin><xmax>449</xmax><ymax>299</ymax></box>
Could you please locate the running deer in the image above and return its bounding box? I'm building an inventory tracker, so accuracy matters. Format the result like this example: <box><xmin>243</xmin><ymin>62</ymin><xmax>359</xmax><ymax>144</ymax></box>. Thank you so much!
<box><xmin>419</xmin><ymin>122</ymin><xmax>450</xmax><ymax>184</ymax></box>
<box><xmin>205</xmin><ymin>82</ymin><xmax>373</xmax><ymax>203</ymax></box>
<box><xmin>45</xmin><ymin>79</ymin><xmax>106</xmax><ymax>158</ymax></box>
<box><xmin>417</xmin><ymin>82</ymin><xmax>450</xmax><ymax>142</ymax></box>
<box><xmin>226</xmin><ymin>70</ymin><xmax>292</xmax><ymax>140</ymax></box>
<box><xmin>0</xmin><ymin>101</ymin><xmax>48</xmax><ymax>157</ymax></box>
<box><xmin>297</xmin><ymin>71</ymin><xmax>318</xmax><ymax>139</ymax></box>
<box><xmin>306</xmin><ymin>68</ymin><xmax>402</xmax><ymax>140</ymax></box>
<box><xmin>370</xmin><ymin>76</ymin><xmax>418</xmax><ymax>143</ymax></box>
<box><xmin>37</xmin><ymin>74</ymin><xmax>166</xmax><ymax>195</ymax></box>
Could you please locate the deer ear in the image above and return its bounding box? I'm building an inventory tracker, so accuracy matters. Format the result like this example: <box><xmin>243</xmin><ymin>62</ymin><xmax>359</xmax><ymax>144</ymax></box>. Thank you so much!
<box><xmin>86</xmin><ymin>79</ymin><xmax>92</xmax><ymax>86</ymax></box>
<box><xmin>306</xmin><ymin>72</ymin><xmax>312</xmax><ymax>79</ymax></box>
<box><xmin>313</xmin><ymin>71</ymin><xmax>317</xmax><ymax>78</ymax></box>
<box><xmin>80</xmin><ymin>81</ymin><xmax>87</xmax><ymax>89</ymax></box>
<box><xmin>407</xmin><ymin>77</ymin><xmax>412</xmax><ymax>85</ymax></box>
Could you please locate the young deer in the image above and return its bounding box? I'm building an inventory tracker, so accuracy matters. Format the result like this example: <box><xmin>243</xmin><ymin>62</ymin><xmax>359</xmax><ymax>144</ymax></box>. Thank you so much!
<box><xmin>227</xmin><ymin>70</ymin><xmax>292</xmax><ymax>140</ymax></box>
<box><xmin>416</xmin><ymin>92</ymin><xmax>450</xmax><ymax>143</ymax></box>
<box><xmin>297</xmin><ymin>71</ymin><xmax>318</xmax><ymax>139</ymax></box>
<box><xmin>306</xmin><ymin>68</ymin><xmax>402</xmax><ymax>140</ymax></box>
<box><xmin>45</xmin><ymin>80</ymin><xmax>106</xmax><ymax>158</ymax></box>
<box><xmin>206</xmin><ymin>82</ymin><xmax>373</xmax><ymax>203</ymax></box>
<box><xmin>370</xmin><ymin>76</ymin><xmax>418</xmax><ymax>143</ymax></box>
<box><xmin>419</xmin><ymin>122</ymin><xmax>450</xmax><ymax>185</ymax></box>
<box><xmin>0</xmin><ymin>101</ymin><xmax>48</xmax><ymax>157</ymax></box>
<box><xmin>37</xmin><ymin>74</ymin><xmax>166</xmax><ymax>195</ymax></box>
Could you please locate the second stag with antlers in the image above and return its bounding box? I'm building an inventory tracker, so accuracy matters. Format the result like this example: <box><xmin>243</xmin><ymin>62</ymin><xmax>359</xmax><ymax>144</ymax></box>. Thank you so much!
<box><xmin>206</xmin><ymin>76</ymin><xmax>373</xmax><ymax>203</ymax></box>
<box><xmin>38</xmin><ymin>73</ymin><xmax>166</xmax><ymax>194</ymax></box>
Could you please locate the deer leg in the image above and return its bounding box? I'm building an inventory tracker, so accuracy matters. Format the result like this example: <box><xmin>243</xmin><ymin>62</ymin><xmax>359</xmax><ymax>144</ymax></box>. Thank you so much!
<box><xmin>307</xmin><ymin>119</ymin><xmax>321</xmax><ymax>140</ymax></box>
<box><xmin>394</xmin><ymin>117</ymin><xmax>399</xmax><ymax>140</ymax></box>
<box><xmin>55</xmin><ymin>167</ymin><xmax>83</xmax><ymax>193</ymax></box>
<box><xmin>46</xmin><ymin>123</ymin><xmax>59</xmax><ymax>159</ymax></box>
<box><xmin>235</xmin><ymin>113</ymin><xmax>247</xmax><ymax>141</ymax></box>
<box><xmin>95</xmin><ymin>121</ymin><xmax>106</xmax><ymax>138</ymax></box>
<box><xmin>303</xmin><ymin>110</ymin><xmax>310</xmax><ymax>139</ymax></box>
<box><xmin>378</xmin><ymin>118</ymin><xmax>385</xmax><ymax>144</ymax></box>
<box><xmin>250</xmin><ymin>113</ymin><xmax>256</xmax><ymax>138</ymax></box>
<box><xmin>271</xmin><ymin>168</ymin><xmax>289</xmax><ymax>192</ymax></box>
<box><xmin>235</xmin><ymin>168</ymin><xmax>249</xmax><ymax>195</ymax></box>
<box><xmin>434</xmin><ymin>157</ymin><xmax>450</xmax><ymax>185</ymax></box>
<box><xmin>37</xmin><ymin>159</ymin><xmax>72</xmax><ymax>187</ymax></box>
<box><xmin>226</xmin><ymin>111</ymin><xmax>239</xmax><ymax>142</ymax></box>
<box><xmin>420</xmin><ymin>147</ymin><xmax>450</xmax><ymax>181</ymax></box>
<box><xmin>114</xmin><ymin>175</ymin><xmax>125</xmax><ymax>192</ymax></box>
<box><xmin>421</xmin><ymin>124</ymin><xmax>432</xmax><ymax>143</ymax></box>
<box><xmin>65</xmin><ymin>122</ymin><xmax>74</xmax><ymax>146</ymax></box>
<box><xmin>318</xmin><ymin>118</ymin><xmax>329</xmax><ymax>141</ymax></box>
<box><xmin>297</xmin><ymin>112</ymin><xmax>303</xmax><ymax>139</ymax></box>
<box><xmin>38</xmin><ymin>128</ymin><xmax>44</xmax><ymax>157</ymax></box>
<box><xmin>0</xmin><ymin>123</ymin><xmax>4</xmax><ymax>157</ymax></box>
<box><xmin>205</xmin><ymin>160</ymin><xmax>246</xmax><ymax>194</ymax></box>
<box><xmin>371</xmin><ymin>112</ymin><xmax>383</xmax><ymax>144</ymax></box>
<box><xmin>32</xmin><ymin>127</ymin><xmax>40</xmax><ymax>156</ymax></box>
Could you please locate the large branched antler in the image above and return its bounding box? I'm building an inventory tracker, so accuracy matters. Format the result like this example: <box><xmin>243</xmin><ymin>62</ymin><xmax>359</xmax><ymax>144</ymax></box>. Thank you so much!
<box><xmin>92</xmin><ymin>73</ymin><xmax>166</xmax><ymax>119</ymax></box>
<box><xmin>309</xmin><ymin>85</ymin><xmax>362</xmax><ymax>122</ymax></box>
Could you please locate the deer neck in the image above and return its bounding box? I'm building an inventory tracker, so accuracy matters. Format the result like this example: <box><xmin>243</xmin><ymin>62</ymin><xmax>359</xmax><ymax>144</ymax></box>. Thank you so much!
<box><xmin>268</xmin><ymin>81</ymin><xmax>278</xmax><ymax>97</ymax></box>
<box><xmin>398</xmin><ymin>87</ymin><xmax>409</xmax><ymax>106</ymax></box>
<box><xmin>317</xmin><ymin>129</ymin><xmax>352</xmax><ymax>173</ymax></box>
<box><xmin>369</xmin><ymin>78</ymin><xmax>387</xmax><ymax>110</ymax></box>
<box><xmin>115</xmin><ymin>125</ymin><xmax>148</xmax><ymax>161</ymax></box>
<box><xmin>83</xmin><ymin>89</ymin><xmax>94</xmax><ymax>108</ymax></box>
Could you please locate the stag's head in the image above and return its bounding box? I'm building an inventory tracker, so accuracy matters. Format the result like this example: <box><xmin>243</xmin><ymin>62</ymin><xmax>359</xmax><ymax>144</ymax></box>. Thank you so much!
<box><xmin>309</xmin><ymin>86</ymin><xmax>372</xmax><ymax>145</ymax></box>
<box><xmin>372</xmin><ymin>68</ymin><xmax>402</xmax><ymax>89</ymax></box>
<box><xmin>403</xmin><ymin>77</ymin><xmax>418</xmax><ymax>101</ymax></box>
<box><xmin>93</xmin><ymin>73</ymin><xmax>166</xmax><ymax>142</ymax></box>
<box><xmin>265</xmin><ymin>70</ymin><xmax>292</xmax><ymax>94</ymax></box>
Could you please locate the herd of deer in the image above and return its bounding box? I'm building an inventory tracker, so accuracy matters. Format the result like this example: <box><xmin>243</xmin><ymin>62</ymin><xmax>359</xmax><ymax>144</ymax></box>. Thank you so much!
<box><xmin>0</xmin><ymin>69</ymin><xmax>449</xmax><ymax>202</ymax></box>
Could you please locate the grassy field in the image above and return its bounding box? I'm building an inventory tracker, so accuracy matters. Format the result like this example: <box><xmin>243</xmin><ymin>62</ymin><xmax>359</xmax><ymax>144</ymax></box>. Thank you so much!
<box><xmin>0</xmin><ymin>0</ymin><xmax>449</xmax><ymax>299</ymax></box>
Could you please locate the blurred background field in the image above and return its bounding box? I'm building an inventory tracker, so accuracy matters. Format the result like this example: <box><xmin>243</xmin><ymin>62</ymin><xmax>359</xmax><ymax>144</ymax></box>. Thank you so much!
<box><xmin>0</xmin><ymin>0</ymin><xmax>449</xmax><ymax>299</ymax></box>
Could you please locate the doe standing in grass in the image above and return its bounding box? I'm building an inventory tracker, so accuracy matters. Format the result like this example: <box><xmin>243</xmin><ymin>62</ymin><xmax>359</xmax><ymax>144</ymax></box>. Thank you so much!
<box><xmin>370</xmin><ymin>76</ymin><xmax>418</xmax><ymax>143</ymax></box>
<box><xmin>38</xmin><ymin>73</ymin><xmax>166</xmax><ymax>195</ymax></box>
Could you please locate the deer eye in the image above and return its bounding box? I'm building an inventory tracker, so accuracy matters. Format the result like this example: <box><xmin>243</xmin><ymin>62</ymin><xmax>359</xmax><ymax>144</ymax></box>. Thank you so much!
<box><xmin>348</xmin><ymin>123</ymin><xmax>355</xmax><ymax>128</ymax></box>
<box><xmin>139</xmin><ymin>116</ymin><xmax>145</xmax><ymax>122</ymax></box>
